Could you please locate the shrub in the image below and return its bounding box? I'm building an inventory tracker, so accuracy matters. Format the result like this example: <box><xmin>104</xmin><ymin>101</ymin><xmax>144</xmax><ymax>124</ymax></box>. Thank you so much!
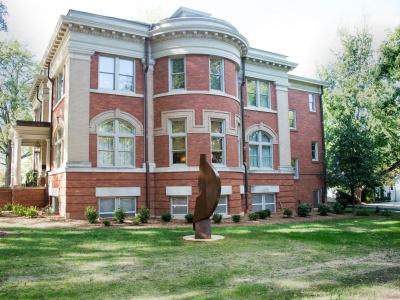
<box><xmin>248</xmin><ymin>212</ymin><xmax>258</xmax><ymax>221</ymax></box>
<box><xmin>212</xmin><ymin>213</ymin><xmax>222</xmax><ymax>223</ymax></box>
<box><xmin>283</xmin><ymin>208</ymin><xmax>293</xmax><ymax>218</ymax></box>
<box><xmin>375</xmin><ymin>206</ymin><xmax>381</xmax><ymax>214</ymax></box>
<box><xmin>85</xmin><ymin>206</ymin><xmax>98</xmax><ymax>224</ymax></box>
<box><xmin>161</xmin><ymin>212</ymin><xmax>172</xmax><ymax>222</ymax></box>
<box><xmin>232</xmin><ymin>214</ymin><xmax>241</xmax><ymax>223</ymax></box>
<box><xmin>381</xmin><ymin>209</ymin><xmax>392</xmax><ymax>217</ymax></box>
<box><xmin>24</xmin><ymin>206</ymin><xmax>39</xmax><ymax>218</ymax></box>
<box><xmin>113</xmin><ymin>208</ymin><xmax>125</xmax><ymax>224</ymax></box>
<box><xmin>257</xmin><ymin>209</ymin><xmax>271</xmax><ymax>219</ymax></box>
<box><xmin>3</xmin><ymin>203</ymin><xmax>12</xmax><ymax>211</ymax></box>
<box><xmin>333</xmin><ymin>202</ymin><xmax>345</xmax><ymax>214</ymax></box>
<box><xmin>133</xmin><ymin>215</ymin><xmax>141</xmax><ymax>225</ymax></box>
<box><xmin>354</xmin><ymin>208</ymin><xmax>370</xmax><ymax>216</ymax></box>
<box><xmin>25</xmin><ymin>170</ymin><xmax>38</xmax><ymax>187</ymax></box>
<box><xmin>335</xmin><ymin>190</ymin><xmax>352</xmax><ymax>209</ymax></box>
<box><xmin>103</xmin><ymin>219</ymin><xmax>111</xmax><ymax>226</ymax></box>
<box><xmin>318</xmin><ymin>204</ymin><xmax>330</xmax><ymax>216</ymax></box>
<box><xmin>184</xmin><ymin>213</ymin><xmax>193</xmax><ymax>223</ymax></box>
<box><xmin>12</xmin><ymin>204</ymin><xmax>26</xmax><ymax>216</ymax></box>
<box><xmin>298</xmin><ymin>203</ymin><xmax>312</xmax><ymax>217</ymax></box>
<box><xmin>138</xmin><ymin>207</ymin><xmax>150</xmax><ymax>223</ymax></box>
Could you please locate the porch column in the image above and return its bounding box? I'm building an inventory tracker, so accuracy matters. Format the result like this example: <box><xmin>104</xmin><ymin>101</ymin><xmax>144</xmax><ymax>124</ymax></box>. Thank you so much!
<box><xmin>46</xmin><ymin>138</ymin><xmax>51</xmax><ymax>171</ymax></box>
<box><xmin>12</xmin><ymin>137</ymin><xmax>21</xmax><ymax>186</ymax></box>
<box><xmin>276</xmin><ymin>84</ymin><xmax>292</xmax><ymax>172</ymax></box>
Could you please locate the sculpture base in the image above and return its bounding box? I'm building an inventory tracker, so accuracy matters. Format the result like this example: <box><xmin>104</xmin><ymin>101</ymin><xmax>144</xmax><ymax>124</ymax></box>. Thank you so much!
<box><xmin>195</xmin><ymin>219</ymin><xmax>211</xmax><ymax>239</ymax></box>
<box><xmin>182</xmin><ymin>235</ymin><xmax>224</xmax><ymax>242</ymax></box>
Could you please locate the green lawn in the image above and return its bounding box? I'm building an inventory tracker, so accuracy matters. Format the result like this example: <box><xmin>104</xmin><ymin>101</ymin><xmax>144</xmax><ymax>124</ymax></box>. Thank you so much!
<box><xmin>1</xmin><ymin>217</ymin><xmax>399</xmax><ymax>299</ymax></box>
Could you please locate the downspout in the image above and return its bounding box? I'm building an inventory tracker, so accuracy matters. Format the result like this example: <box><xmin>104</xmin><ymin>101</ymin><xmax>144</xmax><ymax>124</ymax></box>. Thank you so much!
<box><xmin>239</xmin><ymin>56</ymin><xmax>249</xmax><ymax>213</ymax></box>
<box><xmin>47</xmin><ymin>64</ymin><xmax>55</xmax><ymax>206</ymax></box>
<box><xmin>320</xmin><ymin>86</ymin><xmax>327</xmax><ymax>202</ymax></box>
<box><xmin>143</xmin><ymin>37</ymin><xmax>150</xmax><ymax>209</ymax></box>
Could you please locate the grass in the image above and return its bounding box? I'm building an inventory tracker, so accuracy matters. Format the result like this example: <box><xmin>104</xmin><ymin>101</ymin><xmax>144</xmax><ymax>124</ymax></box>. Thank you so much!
<box><xmin>1</xmin><ymin>217</ymin><xmax>399</xmax><ymax>299</ymax></box>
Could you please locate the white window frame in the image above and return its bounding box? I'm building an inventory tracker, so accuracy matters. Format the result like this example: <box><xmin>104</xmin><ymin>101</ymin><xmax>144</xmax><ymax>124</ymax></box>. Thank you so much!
<box><xmin>98</xmin><ymin>197</ymin><xmax>137</xmax><ymax>218</ymax></box>
<box><xmin>247</xmin><ymin>78</ymin><xmax>271</xmax><ymax>109</ymax></box>
<box><xmin>237</xmin><ymin>122</ymin><xmax>242</xmax><ymax>168</ymax></box>
<box><xmin>169</xmin><ymin>119</ymin><xmax>187</xmax><ymax>166</ymax></box>
<box><xmin>210</xmin><ymin>119</ymin><xmax>226</xmax><ymax>166</ymax></box>
<box><xmin>98</xmin><ymin>55</ymin><xmax>135</xmax><ymax>92</ymax></box>
<box><xmin>56</xmin><ymin>66</ymin><xmax>65</xmax><ymax>102</ymax></box>
<box><xmin>252</xmin><ymin>193</ymin><xmax>276</xmax><ymax>213</ymax></box>
<box><xmin>209</xmin><ymin>57</ymin><xmax>224</xmax><ymax>92</ymax></box>
<box><xmin>170</xmin><ymin>196</ymin><xmax>188</xmax><ymax>218</ymax></box>
<box><xmin>249</xmin><ymin>131</ymin><xmax>273</xmax><ymax>170</ymax></box>
<box><xmin>308</xmin><ymin>93</ymin><xmax>316</xmax><ymax>112</ymax></box>
<box><xmin>292</xmin><ymin>158</ymin><xmax>299</xmax><ymax>179</ymax></box>
<box><xmin>311</xmin><ymin>142</ymin><xmax>318</xmax><ymax>161</ymax></box>
<box><xmin>97</xmin><ymin>119</ymin><xmax>136</xmax><ymax>167</ymax></box>
<box><xmin>289</xmin><ymin>110</ymin><xmax>297</xmax><ymax>129</ymax></box>
<box><xmin>54</xmin><ymin>127</ymin><xmax>63</xmax><ymax>168</ymax></box>
<box><xmin>215</xmin><ymin>195</ymin><xmax>228</xmax><ymax>216</ymax></box>
<box><xmin>169</xmin><ymin>57</ymin><xmax>186</xmax><ymax>91</ymax></box>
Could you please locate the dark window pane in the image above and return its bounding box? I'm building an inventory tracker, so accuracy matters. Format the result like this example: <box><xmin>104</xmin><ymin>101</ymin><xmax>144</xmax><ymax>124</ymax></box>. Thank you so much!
<box><xmin>173</xmin><ymin>152</ymin><xmax>186</xmax><ymax>164</ymax></box>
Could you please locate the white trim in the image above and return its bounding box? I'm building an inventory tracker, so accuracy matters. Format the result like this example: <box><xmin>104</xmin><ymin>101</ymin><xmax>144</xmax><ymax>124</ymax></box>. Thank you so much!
<box><xmin>251</xmin><ymin>193</ymin><xmax>277</xmax><ymax>213</ymax></box>
<box><xmin>169</xmin><ymin>56</ymin><xmax>186</xmax><ymax>91</ymax></box>
<box><xmin>153</xmin><ymin>90</ymin><xmax>240</xmax><ymax>103</ymax></box>
<box><xmin>251</xmin><ymin>185</ymin><xmax>280</xmax><ymax>193</ymax></box>
<box><xmin>154</xmin><ymin>166</ymin><xmax>244</xmax><ymax>173</ymax></box>
<box><xmin>98</xmin><ymin>197</ymin><xmax>137</xmax><ymax>218</ymax></box>
<box><xmin>89</xmin><ymin>109</ymin><xmax>143</xmax><ymax>135</ymax></box>
<box><xmin>244</xmin><ymin>106</ymin><xmax>277</xmax><ymax>114</ymax></box>
<box><xmin>170</xmin><ymin>196</ymin><xmax>188</xmax><ymax>218</ymax></box>
<box><xmin>312</xmin><ymin>142</ymin><xmax>319</xmax><ymax>161</ymax></box>
<box><xmin>240</xmin><ymin>185</ymin><xmax>245</xmax><ymax>194</ymax></box>
<box><xmin>210</xmin><ymin>118</ymin><xmax>226</xmax><ymax>166</ymax></box>
<box><xmin>49</xmin><ymin>187</ymin><xmax>59</xmax><ymax>197</ymax></box>
<box><xmin>166</xmin><ymin>186</ymin><xmax>192</xmax><ymax>196</ymax></box>
<box><xmin>169</xmin><ymin>118</ymin><xmax>187</xmax><ymax>166</ymax></box>
<box><xmin>96</xmin><ymin>187</ymin><xmax>141</xmax><ymax>197</ymax></box>
<box><xmin>90</xmin><ymin>89</ymin><xmax>144</xmax><ymax>98</ymax></box>
<box><xmin>308</xmin><ymin>93</ymin><xmax>316</xmax><ymax>112</ymax></box>
<box><xmin>221</xmin><ymin>185</ymin><xmax>232</xmax><ymax>195</ymax></box>
<box><xmin>98</xmin><ymin>55</ymin><xmax>136</xmax><ymax>93</ymax></box>
<box><xmin>246</xmin><ymin>78</ymin><xmax>271</xmax><ymax>109</ymax></box>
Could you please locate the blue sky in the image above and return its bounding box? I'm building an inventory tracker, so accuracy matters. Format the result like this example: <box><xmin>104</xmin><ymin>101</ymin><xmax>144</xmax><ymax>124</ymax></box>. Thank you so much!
<box><xmin>3</xmin><ymin>0</ymin><xmax>400</xmax><ymax>78</ymax></box>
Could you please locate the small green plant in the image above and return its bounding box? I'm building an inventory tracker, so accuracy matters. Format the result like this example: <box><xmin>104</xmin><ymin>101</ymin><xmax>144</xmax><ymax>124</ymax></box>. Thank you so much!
<box><xmin>133</xmin><ymin>215</ymin><xmax>141</xmax><ymax>225</ymax></box>
<box><xmin>381</xmin><ymin>209</ymin><xmax>392</xmax><ymax>217</ymax></box>
<box><xmin>375</xmin><ymin>206</ymin><xmax>381</xmax><ymax>214</ymax></box>
<box><xmin>85</xmin><ymin>206</ymin><xmax>98</xmax><ymax>224</ymax></box>
<box><xmin>12</xmin><ymin>204</ymin><xmax>26</xmax><ymax>216</ymax></box>
<box><xmin>138</xmin><ymin>207</ymin><xmax>150</xmax><ymax>223</ymax></box>
<box><xmin>25</xmin><ymin>170</ymin><xmax>38</xmax><ymax>187</ymax></box>
<box><xmin>298</xmin><ymin>203</ymin><xmax>312</xmax><ymax>217</ymax></box>
<box><xmin>333</xmin><ymin>202</ymin><xmax>345</xmax><ymax>214</ymax></box>
<box><xmin>354</xmin><ymin>208</ymin><xmax>370</xmax><ymax>216</ymax></box>
<box><xmin>232</xmin><ymin>214</ymin><xmax>241</xmax><ymax>223</ymax></box>
<box><xmin>318</xmin><ymin>204</ymin><xmax>330</xmax><ymax>216</ymax></box>
<box><xmin>3</xmin><ymin>203</ymin><xmax>12</xmax><ymax>211</ymax></box>
<box><xmin>113</xmin><ymin>208</ymin><xmax>125</xmax><ymax>224</ymax></box>
<box><xmin>184</xmin><ymin>213</ymin><xmax>193</xmax><ymax>223</ymax></box>
<box><xmin>161</xmin><ymin>212</ymin><xmax>172</xmax><ymax>222</ymax></box>
<box><xmin>248</xmin><ymin>212</ymin><xmax>258</xmax><ymax>221</ymax></box>
<box><xmin>24</xmin><ymin>206</ymin><xmax>39</xmax><ymax>218</ymax></box>
<box><xmin>103</xmin><ymin>219</ymin><xmax>111</xmax><ymax>226</ymax></box>
<box><xmin>256</xmin><ymin>209</ymin><xmax>271</xmax><ymax>219</ymax></box>
<box><xmin>283</xmin><ymin>208</ymin><xmax>293</xmax><ymax>218</ymax></box>
<box><xmin>212</xmin><ymin>213</ymin><xmax>222</xmax><ymax>223</ymax></box>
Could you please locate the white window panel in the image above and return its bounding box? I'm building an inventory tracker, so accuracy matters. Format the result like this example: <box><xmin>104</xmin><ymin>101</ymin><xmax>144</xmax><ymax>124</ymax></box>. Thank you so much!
<box><xmin>170</xmin><ymin>57</ymin><xmax>185</xmax><ymax>90</ymax></box>
<box><xmin>308</xmin><ymin>93</ymin><xmax>316</xmax><ymax>112</ymax></box>
<box><xmin>211</xmin><ymin>119</ymin><xmax>225</xmax><ymax>165</ymax></box>
<box><xmin>98</xmin><ymin>197</ymin><xmax>136</xmax><ymax>218</ymax></box>
<box><xmin>311</xmin><ymin>142</ymin><xmax>318</xmax><ymax>161</ymax></box>
<box><xmin>210</xmin><ymin>57</ymin><xmax>224</xmax><ymax>91</ymax></box>
<box><xmin>246</xmin><ymin>78</ymin><xmax>271</xmax><ymax>109</ymax></box>
<box><xmin>171</xmin><ymin>196</ymin><xmax>188</xmax><ymax>216</ymax></box>
<box><xmin>249</xmin><ymin>131</ymin><xmax>273</xmax><ymax>169</ymax></box>
<box><xmin>99</xmin><ymin>56</ymin><xmax>135</xmax><ymax>92</ymax></box>
<box><xmin>170</xmin><ymin>119</ymin><xmax>187</xmax><ymax>165</ymax></box>
<box><xmin>292</xmin><ymin>159</ymin><xmax>299</xmax><ymax>179</ymax></box>
<box><xmin>214</xmin><ymin>195</ymin><xmax>228</xmax><ymax>215</ymax></box>
<box><xmin>289</xmin><ymin>110</ymin><xmax>297</xmax><ymax>129</ymax></box>
<box><xmin>251</xmin><ymin>193</ymin><xmax>276</xmax><ymax>213</ymax></box>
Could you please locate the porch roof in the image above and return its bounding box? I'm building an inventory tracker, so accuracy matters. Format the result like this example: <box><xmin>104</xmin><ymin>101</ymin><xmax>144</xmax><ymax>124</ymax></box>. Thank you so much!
<box><xmin>11</xmin><ymin>121</ymin><xmax>51</xmax><ymax>146</ymax></box>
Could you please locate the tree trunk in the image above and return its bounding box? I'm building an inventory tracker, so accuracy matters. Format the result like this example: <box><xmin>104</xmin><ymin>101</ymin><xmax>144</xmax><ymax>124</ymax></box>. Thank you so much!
<box><xmin>351</xmin><ymin>187</ymin><xmax>355</xmax><ymax>214</ymax></box>
<box><xmin>4</xmin><ymin>141</ymin><xmax>11</xmax><ymax>187</ymax></box>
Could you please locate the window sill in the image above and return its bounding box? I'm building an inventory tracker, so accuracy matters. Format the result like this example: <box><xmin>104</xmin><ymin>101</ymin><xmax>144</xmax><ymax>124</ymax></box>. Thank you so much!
<box><xmin>245</xmin><ymin>106</ymin><xmax>277</xmax><ymax>114</ymax></box>
<box><xmin>311</xmin><ymin>160</ymin><xmax>320</xmax><ymax>163</ymax></box>
<box><xmin>290</xmin><ymin>128</ymin><xmax>298</xmax><ymax>131</ymax></box>
<box><xmin>90</xmin><ymin>88</ymin><xmax>144</xmax><ymax>98</ymax></box>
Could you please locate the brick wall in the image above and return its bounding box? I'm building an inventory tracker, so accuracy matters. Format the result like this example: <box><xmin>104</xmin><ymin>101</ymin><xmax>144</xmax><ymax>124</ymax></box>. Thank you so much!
<box><xmin>0</xmin><ymin>187</ymin><xmax>47</xmax><ymax>208</ymax></box>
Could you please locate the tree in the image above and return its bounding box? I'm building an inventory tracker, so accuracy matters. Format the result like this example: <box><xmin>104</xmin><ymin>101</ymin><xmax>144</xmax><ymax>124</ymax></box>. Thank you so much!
<box><xmin>0</xmin><ymin>2</ymin><xmax>7</xmax><ymax>32</ymax></box>
<box><xmin>319</xmin><ymin>27</ymin><xmax>400</xmax><ymax>204</ymax></box>
<box><xmin>0</xmin><ymin>41</ymin><xmax>36</xmax><ymax>186</ymax></box>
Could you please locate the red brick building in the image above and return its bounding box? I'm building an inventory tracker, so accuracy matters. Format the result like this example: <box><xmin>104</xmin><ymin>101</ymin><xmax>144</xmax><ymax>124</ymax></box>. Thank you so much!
<box><xmin>10</xmin><ymin>7</ymin><xmax>325</xmax><ymax>219</ymax></box>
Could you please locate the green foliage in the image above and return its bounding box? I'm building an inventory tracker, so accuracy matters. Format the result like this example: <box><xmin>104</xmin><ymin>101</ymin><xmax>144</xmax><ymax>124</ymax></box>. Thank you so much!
<box><xmin>335</xmin><ymin>190</ymin><xmax>352</xmax><ymax>209</ymax></box>
<box><xmin>161</xmin><ymin>212</ymin><xmax>172</xmax><ymax>222</ymax></box>
<box><xmin>138</xmin><ymin>207</ymin><xmax>150</xmax><ymax>223</ymax></box>
<box><xmin>231</xmin><ymin>214</ymin><xmax>241</xmax><ymax>223</ymax></box>
<box><xmin>132</xmin><ymin>215</ymin><xmax>141</xmax><ymax>225</ymax></box>
<box><xmin>381</xmin><ymin>209</ymin><xmax>392</xmax><ymax>217</ymax></box>
<box><xmin>283</xmin><ymin>208</ymin><xmax>293</xmax><ymax>218</ymax></box>
<box><xmin>375</xmin><ymin>206</ymin><xmax>381</xmax><ymax>214</ymax></box>
<box><xmin>3</xmin><ymin>203</ymin><xmax>12</xmax><ymax>211</ymax></box>
<box><xmin>333</xmin><ymin>202</ymin><xmax>345</xmax><ymax>214</ymax></box>
<box><xmin>184</xmin><ymin>213</ymin><xmax>193</xmax><ymax>223</ymax></box>
<box><xmin>354</xmin><ymin>208</ymin><xmax>370</xmax><ymax>216</ymax></box>
<box><xmin>25</xmin><ymin>170</ymin><xmax>38</xmax><ymax>187</ymax></box>
<box><xmin>298</xmin><ymin>203</ymin><xmax>312</xmax><ymax>217</ymax></box>
<box><xmin>248</xmin><ymin>213</ymin><xmax>258</xmax><ymax>221</ymax></box>
<box><xmin>85</xmin><ymin>207</ymin><xmax>98</xmax><ymax>224</ymax></box>
<box><xmin>10</xmin><ymin>204</ymin><xmax>38</xmax><ymax>217</ymax></box>
<box><xmin>212</xmin><ymin>213</ymin><xmax>222</xmax><ymax>224</ymax></box>
<box><xmin>102</xmin><ymin>219</ymin><xmax>111</xmax><ymax>227</ymax></box>
<box><xmin>113</xmin><ymin>208</ymin><xmax>125</xmax><ymax>224</ymax></box>
<box><xmin>0</xmin><ymin>2</ymin><xmax>7</xmax><ymax>32</ymax></box>
<box><xmin>24</xmin><ymin>206</ymin><xmax>38</xmax><ymax>218</ymax></box>
<box><xmin>318</xmin><ymin>204</ymin><xmax>330</xmax><ymax>216</ymax></box>
<box><xmin>256</xmin><ymin>209</ymin><xmax>271</xmax><ymax>219</ymax></box>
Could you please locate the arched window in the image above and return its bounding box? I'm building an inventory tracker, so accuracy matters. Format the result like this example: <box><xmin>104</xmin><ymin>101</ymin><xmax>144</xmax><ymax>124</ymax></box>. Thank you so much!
<box><xmin>249</xmin><ymin>130</ymin><xmax>273</xmax><ymax>169</ymax></box>
<box><xmin>54</xmin><ymin>127</ymin><xmax>64</xmax><ymax>168</ymax></box>
<box><xmin>97</xmin><ymin>119</ymin><xmax>135</xmax><ymax>167</ymax></box>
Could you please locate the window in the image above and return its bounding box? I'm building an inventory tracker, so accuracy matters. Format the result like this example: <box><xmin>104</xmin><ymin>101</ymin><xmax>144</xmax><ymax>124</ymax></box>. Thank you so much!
<box><xmin>308</xmin><ymin>94</ymin><xmax>316</xmax><ymax>112</ymax></box>
<box><xmin>99</xmin><ymin>56</ymin><xmax>134</xmax><ymax>92</ymax></box>
<box><xmin>247</xmin><ymin>79</ymin><xmax>270</xmax><ymax>108</ymax></box>
<box><xmin>236</xmin><ymin>69</ymin><xmax>240</xmax><ymax>97</ymax></box>
<box><xmin>56</xmin><ymin>68</ymin><xmax>64</xmax><ymax>101</ymax></box>
<box><xmin>97</xmin><ymin>119</ymin><xmax>135</xmax><ymax>167</ymax></box>
<box><xmin>211</xmin><ymin>119</ymin><xmax>225</xmax><ymax>164</ymax></box>
<box><xmin>311</xmin><ymin>142</ymin><xmax>318</xmax><ymax>161</ymax></box>
<box><xmin>215</xmin><ymin>195</ymin><xmax>228</xmax><ymax>215</ymax></box>
<box><xmin>210</xmin><ymin>57</ymin><xmax>224</xmax><ymax>91</ymax></box>
<box><xmin>170</xmin><ymin>196</ymin><xmax>188</xmax><ymax>217</ymax></box>
<box><xmin>252</xmin><ymin>194</ymin><xmax>276</xmax><ymax>212</ymax></box>
<box><xmin>54</xmin><ymin>127</ymin><xmax>63</xmax><ymax>168</ymax></box>
<box><xmin>170</xmin><ymin>119</ymin><xmax>187</xmax><ymax>165</ymax></box>
<box><xmin>249</xmin><ymin>131</ymin><xmax>273</xmax><ymax>169</ymax></box>
<box><xmin>289</xmin><ymin>110</ymin><xmax>297</xmax><ymax>129</ymax></box>
<box><xmin>237</xmin><ymin>123</ymin><xmax>242</xmax><ymax>167</ymax></box>
<box><xmin>170</xmin><ymin>58</ymin><xmax>185</xmax><ymax>90</ymax></box>
<box><xmin>291</xmin><ymin>159</ymin><xmax>299</xmax><ymax>179</ymax></box>
<box><xmin>99</xmin><ymin>197</ymin><xmax>136</xmax><ymax>218</ymax></box>
<box><xmin>313</xmin><ymin>190</ymin><xmax>321</xmax><ymax>207</ymax></box>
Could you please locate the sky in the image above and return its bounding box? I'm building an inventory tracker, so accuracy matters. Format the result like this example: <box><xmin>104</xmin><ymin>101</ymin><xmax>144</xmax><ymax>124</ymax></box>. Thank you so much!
<box><xmin>2</xmin><ymin>0</ymin><xmax>400</xmax><ymax>78</ymax></box>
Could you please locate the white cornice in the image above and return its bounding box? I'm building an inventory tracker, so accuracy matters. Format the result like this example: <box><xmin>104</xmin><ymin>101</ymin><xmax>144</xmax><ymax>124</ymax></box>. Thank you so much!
<box><xmin>288</xmin><ymin>74</ymin><xmax>328</xmax><ymax>86</ymax></box>
<box><xmin>153</xmin><ymin>90</ymin><xmax>239</xmax><ymax>102</ymax></box>
<box><xmin>246</xmin><ymin>48</ymin><xmax>298</xmax><ymax>71</ymax></box>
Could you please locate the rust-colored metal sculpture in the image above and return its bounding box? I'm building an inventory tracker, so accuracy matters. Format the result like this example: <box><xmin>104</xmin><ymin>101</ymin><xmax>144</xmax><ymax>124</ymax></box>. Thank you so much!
<box><xmin>193</xmin><ymin>154</ymin><xmax>221</xmax><ymax>239</ymax></box>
